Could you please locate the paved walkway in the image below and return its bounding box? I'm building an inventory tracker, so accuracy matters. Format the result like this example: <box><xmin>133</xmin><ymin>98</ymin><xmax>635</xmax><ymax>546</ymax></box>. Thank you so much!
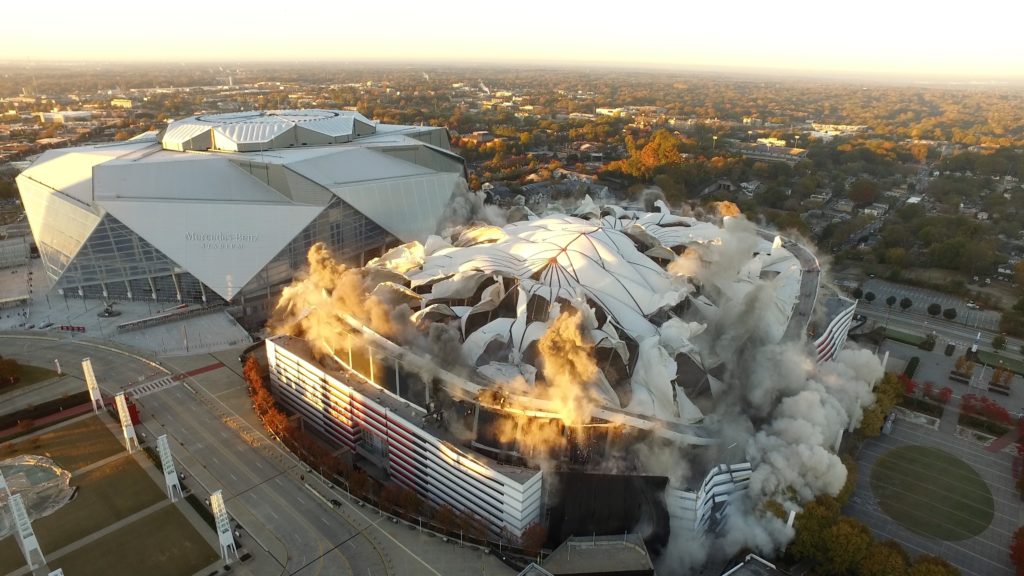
<box><xmin>938</xmin><ymin>401</ymin><xmax>960</xmax><ymax>434</ymax></box>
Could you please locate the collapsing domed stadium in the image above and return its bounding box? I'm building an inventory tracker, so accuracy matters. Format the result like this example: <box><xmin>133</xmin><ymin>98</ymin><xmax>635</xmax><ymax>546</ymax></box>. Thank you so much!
<box><xmin>264</xmin><ymin>197</ymin><xmax>837</xmax><ymax>541</ymax></box>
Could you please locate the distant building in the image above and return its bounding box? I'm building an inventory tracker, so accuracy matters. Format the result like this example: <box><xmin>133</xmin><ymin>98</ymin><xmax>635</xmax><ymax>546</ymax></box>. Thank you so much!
<box><xmin>466</xmin><ymin>131</ymin><xmax>494</xmax><ymax>143</ymax></box>
<box><xmin>861</xmin><ymin>203</ymin><xmax>888</xmax><ymax>218</ymax></box>
<box><xmin>596</xmin><ymin>107</ymin><xmax>627</xmax><ymax>117</ymax></box>
<box><xmin>732</xmin><ymin>142</ymin><xmax>807</xmax><ymax>165</ymax></box>
<box><xmin>36</xmin><ymin>110</ymin><xmax>92</xmax><ymax>123</ymax></box>
<box><xmin>110</xmin><ymin>98</ymin><xmax>134</xmax><ymax>109</ymax></box>
<box><xmin>756</xmin><ymin>137</ymin><xmax>786</xmax><ymax>147</ymax></box>
<box><xmin>833</xmin><ymin>199</ymin><xmax>854</xmax><ymax>213</ymax></box>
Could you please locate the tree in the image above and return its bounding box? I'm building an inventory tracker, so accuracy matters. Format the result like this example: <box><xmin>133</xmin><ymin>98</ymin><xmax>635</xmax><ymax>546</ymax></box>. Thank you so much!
<box><xmin>860</xmin><ymin>374</ymin><xmax>902</xmax><ymax>437</ymax></box>
<box><xmin>790</xmin><ymin>495</ymin><xmax>841</xmax><ymax>564</ymax></box>
<box><xmin>858</xmin><ymin>540</ymin><xmax>910</xmax><ymax>576</ymax></box>
<box><xmin>928</xmin><ymin>303</ymin><xmax>942</xmax><ymax>317</ymax></box>
<box><xmin>900</xmin><ymin>297</ymin><xmax>912</xmax><ymax>311</ymax></box>
<box><xmin>822</xmin><ymin>516</ymin><xmax>873</xmax><ymax>575</ymax></box>
<box><xmin>849</xmin><ymin>178</ymin><xmax>880</xmax><ymax>205</ymax></box>
<box><xmin>865</xmin><ymin>291</ymin><xmax>877</xmax><ymax>303</ymax></box>
<box><xmin>994</xmin><ymin>334</ymin><xmax>1007</xmax><ymax>351</ymax></box>
<box><xmin>852</xmin><ymin>287</ymin><xmax>864</xmax><ymax>299</ymax></box>
<box><xmin>521</xmin><ymin>522</ymin><xmax>547</xmax><ymax>556</ymax></box>
<box><xmin>1011</xmin><ymin>526</ymin><xmax>1024</xmax><ymax>575</ymax></box>
<box><xmin>909</xmin><ymin>554</ymin><xmax>961</xmax><ymax>576</ymax></box>
<box><xmin>886</xmin><ymin>295</ymin><xmax>897</xmax><ymax>308</ymax></box>
<box><xmin>943</xmin><ymin>307</ymin><xmax>958</xmax><ymax>320</ymax></box>
<box><xmin>434</xmin><ymin>504</ymin><xmax>460</xmax><ymax>534</ymax></box>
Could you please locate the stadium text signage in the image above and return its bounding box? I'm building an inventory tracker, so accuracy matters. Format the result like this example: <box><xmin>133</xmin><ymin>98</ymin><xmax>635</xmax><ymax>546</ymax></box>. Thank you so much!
<box><xmin>184</xmin><ymin>232</ymin><xmax>260</xmax><ymax>250</ymax></box>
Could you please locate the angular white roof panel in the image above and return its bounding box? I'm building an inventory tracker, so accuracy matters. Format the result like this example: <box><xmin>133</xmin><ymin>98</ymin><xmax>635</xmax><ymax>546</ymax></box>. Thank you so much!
<box><xmin>287</xmin><ymin>148</ymin><xmax>433</xmax><ymax>189</ymax></box>
<box><xmin>19</xmin><ymin>142</ymin><xmax>152</xmax><ymax>204</ymax></box>
<box><xmin>337</xmin><ymin>172</ymin><xmax>460</xmax><ymax>243</ymax></box>
<box><xmin>101</xmin><ymin>200</ymin><xmax>322</xmax><ymax>300</ymax></box>
<box><xmin>161</xmin><ymin>109</ymin><xmax>377</xmax><ymax>152</ymax></box>
<box><xmin>94</xmin><ymin>157</ymin><xmax>289</xmax><ymax>203</ymax></box>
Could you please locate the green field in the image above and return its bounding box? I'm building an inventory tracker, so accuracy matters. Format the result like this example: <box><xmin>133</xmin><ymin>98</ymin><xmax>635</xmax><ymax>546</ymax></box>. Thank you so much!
<box><xmin>56</xmin><ymin>505</ymin><xmax>217</xmax><ymax>576</ymax></box>
<box><xmin>884</xmin><ymin>328</ymin><xmax>926</xmax><ymax>347</ymax></box>
<box><xmin>0</xmin><ymin>364</ymin><xmax>61</xmax><ymax>397</ymax></box>
<box><xmin>0</xmin><ymin>415</ymin><xmax>124</xmax><ymax>472</ymax></box>
<box><xmin>870</xmin><ymin>445</ymin><xmax>994</xmax><ymax>540</ymax></box>
<box><xmin>976</xmin><ymin>350</ymin><xmax>1024</xmax><ymax>377</ymax></box>
<box><xmin>0</xmin><ymin>456</ymin><xmax>166</xmax><ymax>572</ymax></box>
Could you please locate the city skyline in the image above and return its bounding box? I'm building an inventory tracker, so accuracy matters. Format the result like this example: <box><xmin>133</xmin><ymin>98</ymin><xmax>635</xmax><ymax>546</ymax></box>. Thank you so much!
<box><xmin>2</xmin><ymin>0</ymin><xmax>1020</xmax><ymax>81</ymax></box>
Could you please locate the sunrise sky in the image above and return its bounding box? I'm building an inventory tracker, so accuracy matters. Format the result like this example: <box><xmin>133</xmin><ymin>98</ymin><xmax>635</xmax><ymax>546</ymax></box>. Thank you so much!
<box><xmin>2</xmin><ymin>0</ymin><xmax>1020</xmax><ymax>80</ymax></box>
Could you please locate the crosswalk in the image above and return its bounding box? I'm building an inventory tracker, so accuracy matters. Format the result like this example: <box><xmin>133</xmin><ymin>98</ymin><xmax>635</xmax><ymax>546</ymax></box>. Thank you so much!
<box><xmin>128</xmin><ymin>376</ymin><xmax>179</xmax><ymax>399</ymax></box>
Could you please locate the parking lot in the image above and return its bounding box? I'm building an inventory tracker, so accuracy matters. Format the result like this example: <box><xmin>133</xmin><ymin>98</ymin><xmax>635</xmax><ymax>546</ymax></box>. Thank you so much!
<box><xmin>861</xmin><ymin>279</ymin><xmax>1001</xmax><ymax>332</ymax></box>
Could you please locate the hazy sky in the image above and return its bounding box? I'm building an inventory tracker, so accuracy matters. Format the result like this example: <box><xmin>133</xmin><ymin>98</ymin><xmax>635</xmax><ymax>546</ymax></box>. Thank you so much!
<box><xmin>2</xmin><ymin>0</ymin><xmax>1020</xmax><ymax>79</ymax></box>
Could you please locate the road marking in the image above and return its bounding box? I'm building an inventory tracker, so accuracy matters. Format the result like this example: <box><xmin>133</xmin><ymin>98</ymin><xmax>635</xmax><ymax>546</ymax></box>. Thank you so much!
<box><xmin>296</xmin><ymin>496</ymin><xmax>306</xmax><ymax>505</ymax></box>
<box><xmin>230</xmin><ymin>473</ymin><xmax>238</xmax><ymax>482</ymax></box>
<box><xmin>320</xmin><ymin>516</ymin><xmax>330</xmax><ymax>526</ymax></box>
<box><xmin>276</xmin><ymin>478</ymin><xmax>284</xmax><ymax>487</ymax></box>
<box><xmin>267</xmin><ymin>510</ymin><xmax>279</xmax><ymax>520</ymax></box>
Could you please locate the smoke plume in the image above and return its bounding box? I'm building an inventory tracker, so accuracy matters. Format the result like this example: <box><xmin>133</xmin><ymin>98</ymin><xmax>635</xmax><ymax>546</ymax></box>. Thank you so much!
<box><xmin>537</xmin><ymin>309</ymin><xmax>601</xmax><ymax>426</ymax></box>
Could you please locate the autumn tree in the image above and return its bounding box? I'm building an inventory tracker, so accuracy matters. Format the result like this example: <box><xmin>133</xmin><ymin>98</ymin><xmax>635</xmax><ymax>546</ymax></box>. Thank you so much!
<box><xmin>837</xmin><ymin>456</ymin><xmax>858</xmax><ymax>505</ymax></box>
<box><xmin>521</xmin><ymin>522</ymin><xmax>547</xmax><ymax>556</ymax></box>
<box><xmin>849</xmin><ymin>178</ymin><xmax>880</xmax><ymax>205</ymax></box>
<box><xmin>909</xmin><ymin>554</ymin><xmax>961</xmax><ymax>576</ymax></box>
<box><xmin>434</xmin><ymin>504</ymin><xmax>460</xmax><ymax>534</ymax></box>
<box><xmin>928</xmin><ymin>303</ymin><xmax>942</xmax><ymax>317</ymax></box>
<box><xmin>860</xmin><ymin>373</ymin><xmax>901</xmax><ymax>437</ymax></box>
<box><xmin>865</xmin><ymin>292</ymin><xmax>877</xmax><ymax>303</ymax></box>
<box><xmin>900</xmin><ymin>297</ymin><xmax>913</xmax><ymax>311</ymax></box>
<box><xmin>1011</xmin><ymin>525</ymin><xmax>1024</xmax><ymax>575</ymax></box>
<box><xmin>859</xmin><ymin>540</ymin><xmax>910</xmax><ymax>576</ymax></box>
<box><xmin>943</xmin><ymin>308</ymin><xmax>958</xmax><ymax>320</ymax></box>
<box><xmin>822</xmin><ymin>516</ymin><xmax>873</xmax><ymax>575</ymax></box>
<box><xmin>789</xmin><ymin>495</ymin><xmax>841</xmax><ymax>564</ymax></box>
<box><xmin>886</xmin><ymin>295</ymin><xmax>897</xmax><ymax>309</ymax></box>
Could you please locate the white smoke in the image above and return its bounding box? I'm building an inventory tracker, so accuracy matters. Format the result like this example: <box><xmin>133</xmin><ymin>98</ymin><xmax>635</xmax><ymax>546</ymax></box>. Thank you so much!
<box><xmin>745</xmin><ymin>349</ymin><xmax>880</xmax><ymax>503</ymax></box>
<box><xmin>438</xmin><ymin>181</ymin><xmax>506</xmax><ymax>235</ymax></box>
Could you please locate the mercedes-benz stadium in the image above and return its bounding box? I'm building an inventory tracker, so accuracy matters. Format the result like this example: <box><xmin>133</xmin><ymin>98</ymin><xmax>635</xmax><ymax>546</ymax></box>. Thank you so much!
<box><xmin>15</xmin><ymin>109</ymin><xmax>464</xmax><ymax>320</ymax></box>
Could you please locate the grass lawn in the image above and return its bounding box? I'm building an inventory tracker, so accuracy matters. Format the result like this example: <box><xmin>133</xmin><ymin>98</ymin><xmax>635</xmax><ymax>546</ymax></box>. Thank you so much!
<box><xmin>870</xmin><ymin>445</ymin><xmax>993</xmax><ymax>541</ymax></box>
<box><xmin>0</xmin><ymin>455</ymin><xmax>166</xmax><ymax>572</ymax></box>
<box><xmin>56</xmin><ymin>505</ymin><xmax>217</xmax><ymax>576</ymax></box>
<box><xmin>976</xmin><ymin>350</ymin><xmax>1024</xmax><ymax>377</ymax></box>
<box><xmin>0</xmin><ymin>536</ymin><xmax>19</xmax><ymax>573</ymax></box>
<box><xmin>0</xmin><ymin>364</ymin><xmax>61</xmax><ymax>397</ymax></box>
<box><xmin>0</xmin><ymin>415</ymin><xmax>124</xmax><ymax>472</ymax></box>
<box><xmin>885</xmin><ymin>328</ymin><xmax>926</xmax><ymax>347</ymax></box>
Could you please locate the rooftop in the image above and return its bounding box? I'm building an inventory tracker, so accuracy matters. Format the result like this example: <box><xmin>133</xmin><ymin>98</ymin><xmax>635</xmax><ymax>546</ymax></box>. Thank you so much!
<box><xmin>541</xmin><ymin>534</ymin><xmax>654</xmax><ymax>575</ymax></box>
<box><xmin>161</xmin><ymin>109</ymin><xmax>376</xmax><ymax>152</ymax></box>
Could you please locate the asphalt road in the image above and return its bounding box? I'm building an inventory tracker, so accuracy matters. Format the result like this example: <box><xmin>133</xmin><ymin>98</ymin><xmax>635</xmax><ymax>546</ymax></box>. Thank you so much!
<box><xmin>0</xmin><ymin>335</ymin><xmax>514</xmax><ymax>576</ymax></box>
<box><xmin>0</xmin><ymin>333</ymin><xmax>164</xmax><ymax>390</ymax></box>
<box><xmin>854</xmin><ymin>305</ymin><xmax>1022</xmax><ymax>358</ymax></box>
<box><xmin>138</xmin><ymin>378</ymin><xmax>390</xmax><ymax>576</ymax></box>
